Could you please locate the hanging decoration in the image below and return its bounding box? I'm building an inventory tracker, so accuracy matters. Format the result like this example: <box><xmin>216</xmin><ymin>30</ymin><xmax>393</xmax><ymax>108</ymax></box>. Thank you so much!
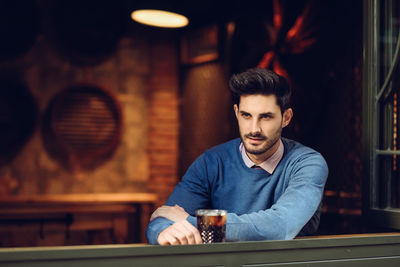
<box><xmin>258</xmin><ymin>0</ymin><xmax>318</xmax><ymax>80</ymax></box>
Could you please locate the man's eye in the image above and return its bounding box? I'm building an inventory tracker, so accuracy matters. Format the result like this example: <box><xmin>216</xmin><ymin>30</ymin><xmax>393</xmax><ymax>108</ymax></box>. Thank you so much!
<box><xmin>261</xmin><ymin>115</ymin><xmax>272</xmax><ymax>119</ymax></box>
<box><xmin>242</xmin><ymin>113</ymin><xmax>251</xmax><ymax>118</ymax></box>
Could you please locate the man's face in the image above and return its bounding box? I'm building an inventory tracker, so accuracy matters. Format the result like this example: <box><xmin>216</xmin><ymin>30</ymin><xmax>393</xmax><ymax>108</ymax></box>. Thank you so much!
<box><xmin>234</xmin><ymin>94</ymin><xmax>292</xmax><ymax>163</ymax></box>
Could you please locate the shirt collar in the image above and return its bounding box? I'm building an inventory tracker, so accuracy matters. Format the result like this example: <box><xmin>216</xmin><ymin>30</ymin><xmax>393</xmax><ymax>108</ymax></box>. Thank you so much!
<box><xmin>239</xmin><ymin>139</ymin><xmax>284</xmax><ymax>174</ymax></box>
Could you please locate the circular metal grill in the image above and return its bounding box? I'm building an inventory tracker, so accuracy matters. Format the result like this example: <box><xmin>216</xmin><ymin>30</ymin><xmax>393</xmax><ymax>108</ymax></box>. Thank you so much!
<box><xmin>43</xmin><ymin>84</ymin><xmax>122</xmax><ymax>170</ymax></box>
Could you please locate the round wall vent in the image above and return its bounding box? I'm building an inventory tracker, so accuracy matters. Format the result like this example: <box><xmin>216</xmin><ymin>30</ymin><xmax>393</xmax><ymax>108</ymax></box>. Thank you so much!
<box><xmin>43</xmin><ymin>84</ymin><xmax>122</xmax><ymax>171</ymax></box>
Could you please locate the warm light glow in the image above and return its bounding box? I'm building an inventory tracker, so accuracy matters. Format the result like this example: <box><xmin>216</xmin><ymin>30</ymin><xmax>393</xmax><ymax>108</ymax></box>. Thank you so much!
<box><xmin>131</xmin><ymin>9</ymin><xmax>188</xmax><ymax>28</ymax></box>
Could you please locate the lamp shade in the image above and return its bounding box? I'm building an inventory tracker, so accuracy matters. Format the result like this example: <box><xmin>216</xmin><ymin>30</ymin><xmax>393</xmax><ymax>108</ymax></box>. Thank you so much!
<box><xmin>131</xmin><ymin>9</ymin><xmax>188</xmax><ymax>28</ymax></box>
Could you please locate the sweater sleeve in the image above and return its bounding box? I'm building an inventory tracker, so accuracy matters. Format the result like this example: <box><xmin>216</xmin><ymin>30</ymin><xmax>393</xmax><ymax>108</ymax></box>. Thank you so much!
<box><xmin>145</xmin><ymin>217</ymin><xmax>173</xmax><ymax>244</ymax></box>
<box><xmin>225</xmin><ymin>152</ymin><xmax>328</xmax><ymax>241</ymax></box>
<box><xmin>145</xmin><ymin>154</ymin><xmax>211</xmax><ymax>244</ymax></box>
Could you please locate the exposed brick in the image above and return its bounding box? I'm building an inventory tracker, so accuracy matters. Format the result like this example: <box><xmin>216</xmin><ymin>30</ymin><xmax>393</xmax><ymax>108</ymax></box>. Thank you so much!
<box><xmin>147</xmin><ymin>36</ymin><xmax>180</xmax><ymax>205</ymax></box>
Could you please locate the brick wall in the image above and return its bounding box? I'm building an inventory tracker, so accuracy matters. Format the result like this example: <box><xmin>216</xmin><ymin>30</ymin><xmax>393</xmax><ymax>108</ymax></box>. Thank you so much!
<box><xmin>148</xmin><ymin>37</ymin><xmax>180</xmax><ymax>206</ymax></box>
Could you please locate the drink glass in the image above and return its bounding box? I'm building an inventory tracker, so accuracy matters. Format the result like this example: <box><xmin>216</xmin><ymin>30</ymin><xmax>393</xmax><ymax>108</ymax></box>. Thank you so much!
<box><xmin>195</xmin><ymin>209</ymin><xmax>227</xmax><ymax>243</ymax></box>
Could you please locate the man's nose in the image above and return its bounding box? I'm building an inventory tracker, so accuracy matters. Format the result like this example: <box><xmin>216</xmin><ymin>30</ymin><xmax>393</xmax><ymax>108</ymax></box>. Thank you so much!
<box><xmin>251</xmin><ymin>119</ymin><xmax>261</xmax><ymax>133</ymax></box>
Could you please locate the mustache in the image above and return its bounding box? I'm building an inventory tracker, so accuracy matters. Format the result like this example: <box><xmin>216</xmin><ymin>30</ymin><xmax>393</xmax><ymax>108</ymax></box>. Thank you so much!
<box><xmin>245</xmin><ymin>132</ymin><xmax>266</xmax><ymax>139</ymax></box>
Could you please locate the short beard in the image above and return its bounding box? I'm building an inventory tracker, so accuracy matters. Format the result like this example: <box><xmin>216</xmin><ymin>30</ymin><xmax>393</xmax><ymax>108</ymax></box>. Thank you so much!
<box><xmin>242</xmin><ymin>128</ymin><xmax>281</xmax><ymax>156</ymax></box>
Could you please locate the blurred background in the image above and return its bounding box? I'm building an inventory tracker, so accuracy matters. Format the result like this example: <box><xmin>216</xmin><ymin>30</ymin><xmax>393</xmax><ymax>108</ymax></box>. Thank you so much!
<box><xmin>0</xmin><ymin>0</ymin><xmax>369</xmax><ymax>246</ymax></box>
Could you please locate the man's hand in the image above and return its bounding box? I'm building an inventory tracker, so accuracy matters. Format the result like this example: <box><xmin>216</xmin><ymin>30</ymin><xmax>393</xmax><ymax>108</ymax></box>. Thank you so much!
<box><xmin>158</xmin><ymin>220</ymin><xmax>202</xmax><ymax>245</ymax></box>
<box><xmin>150</xmin><ymin>204</ymin><xmax>189</xmax><ymax>222</ymax></box>
<box><xmin>150</xmin><ymin>205</ymin><xmax>202</xmax><ymax>245</ymax></box>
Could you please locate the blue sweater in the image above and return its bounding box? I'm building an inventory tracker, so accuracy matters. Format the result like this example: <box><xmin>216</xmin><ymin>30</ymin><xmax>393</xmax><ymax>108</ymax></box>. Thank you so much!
<box><xmin>146</xmin><ymin>138</ymin><xmax>328</xmax><ymax>244</ymax></box>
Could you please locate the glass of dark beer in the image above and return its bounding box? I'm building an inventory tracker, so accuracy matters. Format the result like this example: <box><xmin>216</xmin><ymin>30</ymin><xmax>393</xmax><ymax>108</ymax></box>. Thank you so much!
<box><xmin>195</xmin><ymin>209</ymin><xmax>227</xmax><ymax>243</ymax></box>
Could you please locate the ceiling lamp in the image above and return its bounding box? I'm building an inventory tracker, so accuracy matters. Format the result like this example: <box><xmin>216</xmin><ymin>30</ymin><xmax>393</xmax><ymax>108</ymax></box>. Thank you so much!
<box><xmin>131</xmin><ymin>9</ymin><xmax>189</xmax><ymax>28</ymax></box>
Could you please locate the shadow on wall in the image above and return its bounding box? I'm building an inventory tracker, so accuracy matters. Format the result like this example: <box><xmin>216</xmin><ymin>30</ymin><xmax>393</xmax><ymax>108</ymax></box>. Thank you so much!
<box><xmin>0</xmin><ymin>75</ymin><xmax>38</xmax><ymax>167</ymax></box>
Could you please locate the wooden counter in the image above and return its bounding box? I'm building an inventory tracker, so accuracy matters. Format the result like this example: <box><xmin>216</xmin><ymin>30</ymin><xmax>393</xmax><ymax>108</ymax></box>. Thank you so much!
<box><xmin>0</xmin><ymin>233</ymin><xmax>400</xmax><ymax>266</ymax></box>
<box><xmin>0</xmin><ymin>193</ymin><xmax>157</xmax><ymax>245</ymax></box>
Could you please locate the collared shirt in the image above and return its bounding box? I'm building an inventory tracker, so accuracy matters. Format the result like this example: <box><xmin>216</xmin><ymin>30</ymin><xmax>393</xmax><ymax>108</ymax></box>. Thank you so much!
<box><xmin>239</xmin><ymin>139</ymin><xmax>284</xmax><ymax>174</ymax></box>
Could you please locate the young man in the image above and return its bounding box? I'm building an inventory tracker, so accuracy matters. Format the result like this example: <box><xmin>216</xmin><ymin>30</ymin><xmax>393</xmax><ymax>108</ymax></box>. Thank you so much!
<box><xmin>146</xmin><ymin>68</ymin><xmax>328</xmax><ymax>245</ymax></box>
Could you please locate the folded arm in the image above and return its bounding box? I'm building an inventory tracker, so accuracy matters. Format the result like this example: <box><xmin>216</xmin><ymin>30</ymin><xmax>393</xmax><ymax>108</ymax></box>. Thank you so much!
<box><xmin>147</xmin><ymin>205</ymin><xmax>202</xmax><ymax>245</ymax></box>
<box><xmin>146</xmin><ymin>155</ymin><xmax>210</xmax><ymax>245</ymax></box>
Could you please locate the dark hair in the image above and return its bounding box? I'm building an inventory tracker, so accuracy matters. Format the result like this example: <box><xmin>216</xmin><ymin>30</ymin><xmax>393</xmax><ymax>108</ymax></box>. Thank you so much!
<box><xmin>229</xmin><ymin>67</ymin><xmax>292</xmax><ymax>113</ymax></box>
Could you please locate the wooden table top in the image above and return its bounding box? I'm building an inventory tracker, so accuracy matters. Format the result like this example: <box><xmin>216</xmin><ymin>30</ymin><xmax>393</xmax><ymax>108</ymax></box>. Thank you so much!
<box><xmin>0</xmin><ymin>193</ymin><xmax>158</xmax><ymax>205</ymax></box>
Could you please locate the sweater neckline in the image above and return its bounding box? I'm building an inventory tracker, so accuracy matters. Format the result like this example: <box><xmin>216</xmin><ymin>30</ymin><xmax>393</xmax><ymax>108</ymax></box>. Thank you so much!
<box><xmin>234</xmin><ymin>138</ymin><xmax>271</xmax><ymax>174</ymax></box>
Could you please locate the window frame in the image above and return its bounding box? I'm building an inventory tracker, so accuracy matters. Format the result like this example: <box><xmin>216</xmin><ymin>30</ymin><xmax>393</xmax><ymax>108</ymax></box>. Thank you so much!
<box><xmin>363</xmin><ymin>0</ymin><xmax>400</xmax><ymax>229</ymax></box>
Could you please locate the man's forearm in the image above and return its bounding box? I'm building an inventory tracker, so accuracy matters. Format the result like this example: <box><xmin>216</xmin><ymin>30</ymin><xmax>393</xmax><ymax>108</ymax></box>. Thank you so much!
<box><xmin>145</xmin><ymin>217</ymin><xmax>173</xmax><ymax>244</ymax></box>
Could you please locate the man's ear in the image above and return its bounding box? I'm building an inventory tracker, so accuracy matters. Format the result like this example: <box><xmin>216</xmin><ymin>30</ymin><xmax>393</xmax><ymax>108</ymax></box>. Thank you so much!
<box><xmin>282</xmin><ymin>108</ymin><xmax>293</xmax><ymax>128</ymax></box>
<box><xmin>234</xmin><ymin>104</ymin><xmax>239</xmax><ymax>119</ymax></box>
